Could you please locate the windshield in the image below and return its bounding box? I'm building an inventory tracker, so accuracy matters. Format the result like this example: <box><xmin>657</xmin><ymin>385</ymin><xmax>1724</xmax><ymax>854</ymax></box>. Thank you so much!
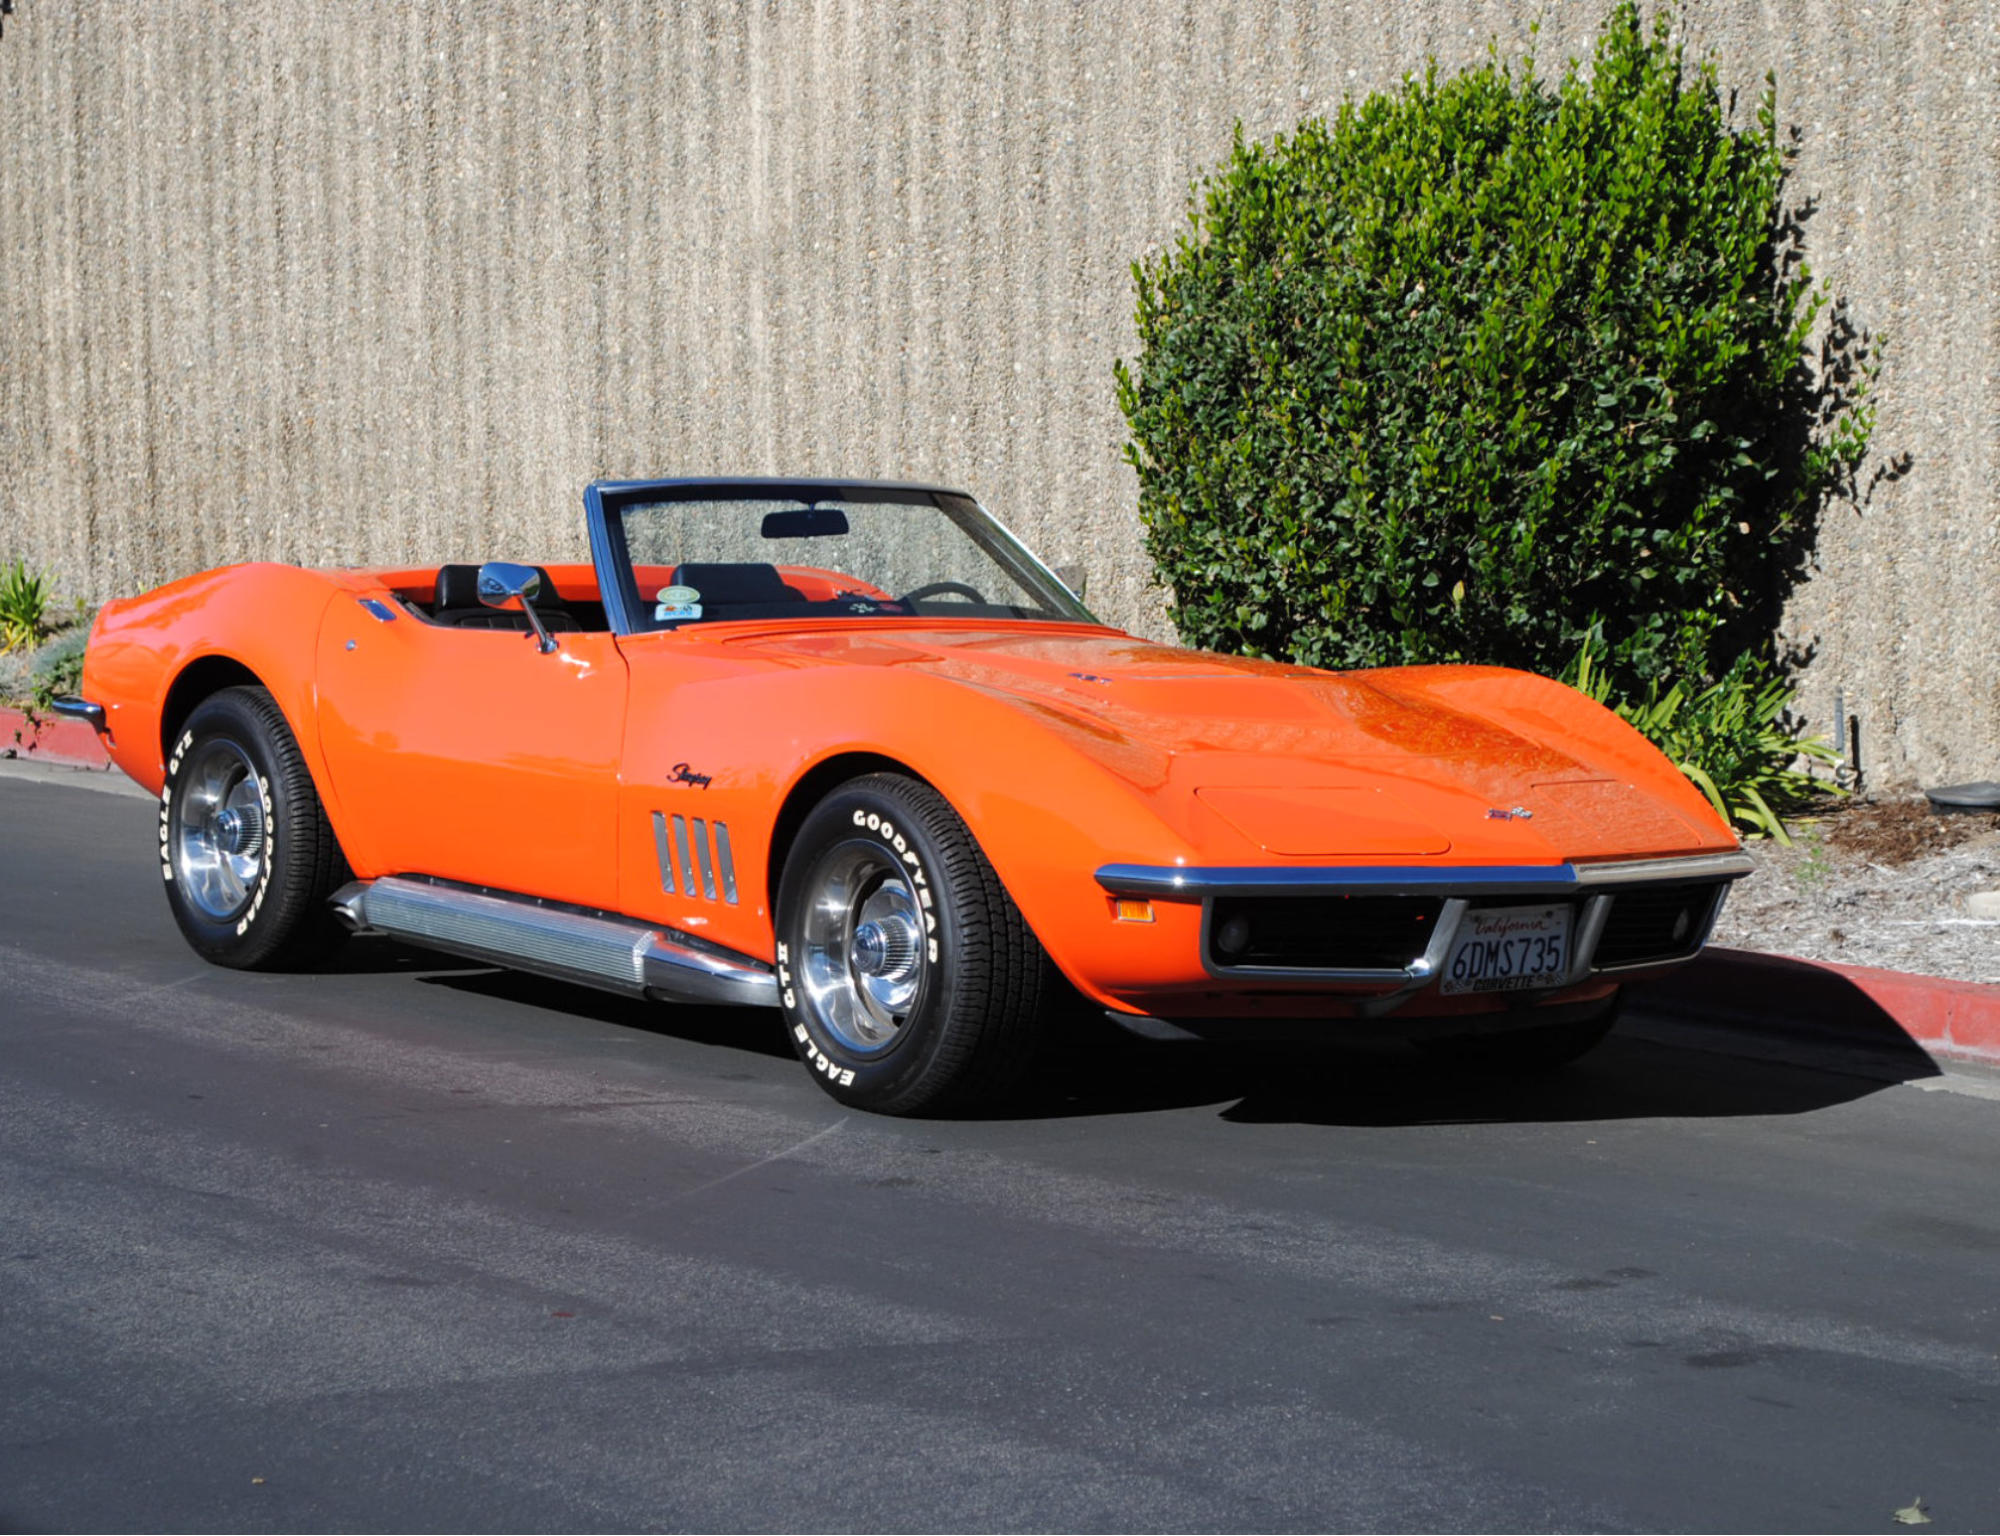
<box><xmin>604</xmin><ymin>484</ymin><xmax>1095</xmax><ymax>631</ymax></box>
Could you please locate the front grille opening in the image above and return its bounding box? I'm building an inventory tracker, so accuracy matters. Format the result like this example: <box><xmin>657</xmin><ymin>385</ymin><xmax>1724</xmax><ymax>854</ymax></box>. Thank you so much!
<box><xmin>1593</xmin><ymin>883</ymin><xmax>1722</xmax><ymax>968</ymax></box>
<box><xmin>1207</xmin><ymin>895</ymin><xmax>1445</xmax><ymax>972</ymax></box>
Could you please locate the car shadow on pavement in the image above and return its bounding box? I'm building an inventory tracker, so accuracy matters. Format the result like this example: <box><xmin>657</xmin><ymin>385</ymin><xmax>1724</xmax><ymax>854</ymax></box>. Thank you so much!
<box><xmin>1019</xmin><ymin>1024</ymin><xmax>1926</xmax><ymax>1127</ymax></box>
<box><xmin>317</xmin><ymin>937</ymin><xmax>493</xmax><ymax>976</ymax></box>
<box><xmin>371</xmin><ymin>938</ymin><xmax>1932</xmax><ymax>1126</ymax></box>
<box><xmin>413</xmin><ymin>962</ymin><xmax>798</xmax><ymax>1058</ymax></box>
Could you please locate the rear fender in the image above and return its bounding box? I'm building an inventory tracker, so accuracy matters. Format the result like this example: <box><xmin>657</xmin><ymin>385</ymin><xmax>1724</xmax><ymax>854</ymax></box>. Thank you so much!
<box><xmin>83</xmin><ymin>564</ymin><xmax>345</xmax><ymax>815</ymax></box>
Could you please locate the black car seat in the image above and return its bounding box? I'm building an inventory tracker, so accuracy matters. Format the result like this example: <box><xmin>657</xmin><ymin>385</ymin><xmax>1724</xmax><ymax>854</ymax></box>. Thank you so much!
<box><xmin>431</xmin><ymin>564</ymin><xmax>581</xmax><ymax>632</ymax></box>
<box><xmin>664</xmin><ymin>563</ymin><xmax>810</xmax><ymax>622</ymax></box>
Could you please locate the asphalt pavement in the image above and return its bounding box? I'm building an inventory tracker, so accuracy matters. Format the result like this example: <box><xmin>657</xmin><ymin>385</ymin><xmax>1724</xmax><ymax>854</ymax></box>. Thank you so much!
<box><xmin>3</xmin><ymin>763</ymin><xmax>1998</xmax><ymax>1532</ymax></box>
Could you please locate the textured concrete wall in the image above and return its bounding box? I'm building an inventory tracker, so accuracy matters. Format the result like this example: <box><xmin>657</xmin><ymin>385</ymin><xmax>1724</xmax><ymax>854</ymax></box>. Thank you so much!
<box><xmin>1</xmin><ymin>1</ymin><xmax>1995</xmax><ymax>787</ymax></box>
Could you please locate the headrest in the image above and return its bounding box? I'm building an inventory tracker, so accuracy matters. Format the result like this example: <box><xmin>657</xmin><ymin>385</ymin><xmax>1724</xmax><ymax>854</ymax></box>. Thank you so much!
<box><xmin>435</xmin><ymin>563</ymin><xmax>482</xmax><ymax>610</ymax></box>
<box><xmin>670</xmin><ymin>563</ymin><xmax>803</xmax><ymax>606</ymax></box>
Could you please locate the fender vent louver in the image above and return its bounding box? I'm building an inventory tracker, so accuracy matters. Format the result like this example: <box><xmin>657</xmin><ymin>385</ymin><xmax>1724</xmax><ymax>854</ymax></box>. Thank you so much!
<box><xmin>652</xmin><ymin>811</ymin><xmax>738</xmax><ymax>904</ymax></box>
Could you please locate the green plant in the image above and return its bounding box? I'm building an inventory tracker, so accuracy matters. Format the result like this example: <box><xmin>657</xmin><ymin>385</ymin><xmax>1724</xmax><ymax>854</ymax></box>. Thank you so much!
<box><xmin>0</xmin><ymin>560</ymin><xmax>54</xmax><ymax>652</ymax></box>
<box><xmin>1117</xmin><ymin>4</ymin><xmax>1878</xmax><ymax>694</ymax></box>
<box><xmin>1563</xmin><ymin>633</ymin><xmax>1838</xmax><ymax>841</ymax></box>
<box><xmin>28</xmin><ymin>628</ymin><xmax>86</xmax><ymax>714</ymax></box>
<box><xmin>1792</xmin><ymin>826</ymin><xmax>1834</xmax><ymax>889</ymax></box>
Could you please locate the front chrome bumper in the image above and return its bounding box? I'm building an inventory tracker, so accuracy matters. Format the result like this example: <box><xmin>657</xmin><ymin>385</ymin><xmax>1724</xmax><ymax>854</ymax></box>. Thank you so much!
<box><xmin>1093</xmin><ymin>849</ymin><xmax>1755</xmax><ymax>1013</ymax></box>
<box><xmin>1094</xmin><ymin>849</ymin><xmax>1755</xmax><ymax>900</ymax></box>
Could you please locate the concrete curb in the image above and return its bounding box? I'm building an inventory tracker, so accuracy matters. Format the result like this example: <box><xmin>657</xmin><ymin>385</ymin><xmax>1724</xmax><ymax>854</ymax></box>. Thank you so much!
<box><xmin>0</xmin><ymin>705</ymin><xmax>114</xmax><ymax>771</ymax></box>
<box><xmin>1631</xmin><ymin>945</ymin><xmax>2000</xmax><ymax>1074</ymax></box>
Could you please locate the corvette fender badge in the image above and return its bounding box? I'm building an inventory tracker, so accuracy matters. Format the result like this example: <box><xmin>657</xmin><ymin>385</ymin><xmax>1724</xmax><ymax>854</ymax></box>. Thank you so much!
<box><xmin>1486</xmin><ymin>806</ymin><xmax>1533</xmax><ymax>820</ymax></box>
<box><xmin>668</xmin><ymin>762</ymin><xmax>713</xmax><ymax>789</ymax></box>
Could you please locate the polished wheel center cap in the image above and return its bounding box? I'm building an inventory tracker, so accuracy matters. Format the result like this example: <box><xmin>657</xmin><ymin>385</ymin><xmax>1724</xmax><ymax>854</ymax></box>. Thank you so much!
<box><xmin>851</xmin><ymin>916</ymin><xmax>919</xmax><ymax>980</ymax></box>
<box><xmin>211</xmin><ymin>804</ymin><xmax>264</xmax><ymax>857</ymax></box>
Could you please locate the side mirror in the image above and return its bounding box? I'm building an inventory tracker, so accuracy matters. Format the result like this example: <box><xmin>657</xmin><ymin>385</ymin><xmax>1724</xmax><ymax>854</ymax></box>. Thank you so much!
<box><xmin>477</xmin><ymin>561</ymin><xmax>557</xmax><ymax>653</ymax></box>
<box><xmin>1051</xmin><ymin>563</ymin><xmax>1088</xmax><ymax>601</ymax></box>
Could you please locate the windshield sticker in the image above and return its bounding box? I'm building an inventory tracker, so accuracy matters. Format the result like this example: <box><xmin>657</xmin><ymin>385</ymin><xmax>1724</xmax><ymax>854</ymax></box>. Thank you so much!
<box><xmin>654</xmin><ymin>584</ymin><xmax>702</xmax><ymax>623</ymax></box>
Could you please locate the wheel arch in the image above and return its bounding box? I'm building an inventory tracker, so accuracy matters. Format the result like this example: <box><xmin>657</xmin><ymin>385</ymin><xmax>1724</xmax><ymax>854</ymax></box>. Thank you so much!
<box><xmin>156</xmin><ymin>651</ymin><xmax>354</xmax><ymax>867</ymax></box>
<box><xmin>160</xmin><ymin>655</ymin><xmax>266</xmax><ymax>761</ymax></box>
<box><xmin>765</xmin><ymin>750</ymin><xmax>931</xmax><ymax>915</ymax></box>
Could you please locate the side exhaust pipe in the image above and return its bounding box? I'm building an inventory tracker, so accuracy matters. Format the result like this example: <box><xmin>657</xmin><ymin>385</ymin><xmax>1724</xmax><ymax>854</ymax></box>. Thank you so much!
<box><xmin>331</xmin><ymin>876</ymin><xmax>778</xmax><ymax>1009</ymax></box>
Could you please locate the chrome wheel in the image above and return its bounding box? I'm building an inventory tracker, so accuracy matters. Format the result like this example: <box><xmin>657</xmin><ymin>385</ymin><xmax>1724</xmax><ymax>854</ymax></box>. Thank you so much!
<box><xmin>172</xmin><ymin>739</ymin><xmax>267</xmax><ymax>921</ymax></box>
<box><xmin>160</xmin><ymin>686</ymin><xmax>348</xmax><ymax>971</ymax></box>
<box><xmin>776</xmin><ymin>773</ymin><xmax>1049</xmax><ymax>1114</ymax></box>
<box><xmin>798</xmin><ymin>841</ymin><xmax>927</xmax><ymax>1054</ymax></box>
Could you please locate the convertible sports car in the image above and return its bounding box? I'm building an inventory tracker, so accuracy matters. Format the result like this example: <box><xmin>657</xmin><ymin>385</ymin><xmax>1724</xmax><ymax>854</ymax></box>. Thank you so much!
<box><xmin>62</xmin><ymin>477</ymin><xmax>1750</xmax><ymax>1113</ymax></box>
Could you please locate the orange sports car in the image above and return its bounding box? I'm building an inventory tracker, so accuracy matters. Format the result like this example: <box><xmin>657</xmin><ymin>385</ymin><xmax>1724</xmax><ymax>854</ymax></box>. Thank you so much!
<box><xmin>61</xmin><ymin>477</ymin><xmax>1750</xmax><ymax>1113</ymax></box>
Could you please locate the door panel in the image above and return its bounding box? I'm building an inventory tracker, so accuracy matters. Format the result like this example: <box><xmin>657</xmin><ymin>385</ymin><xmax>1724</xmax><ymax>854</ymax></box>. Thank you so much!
<box><xmin>610</xmin><ymin>639</ymin><xmax>784</xmax><ymax>960</ymax></box>
<box><xmin>315</xmin><ymin>603</ymin><xmax>628</xmax><ymax>910</ymax></box>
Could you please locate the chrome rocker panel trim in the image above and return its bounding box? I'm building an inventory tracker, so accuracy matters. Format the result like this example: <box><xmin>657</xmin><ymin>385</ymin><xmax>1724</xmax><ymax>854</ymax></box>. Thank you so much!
<box><xmin>330</xmin><ymin>876</ymin><xmax>778</xmax><ymax>1009</ymax></box>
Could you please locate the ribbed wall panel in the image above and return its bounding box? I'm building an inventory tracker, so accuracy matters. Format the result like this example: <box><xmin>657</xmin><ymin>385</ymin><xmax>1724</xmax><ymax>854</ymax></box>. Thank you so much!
<box><xmin>2</xmin><ymin>1</ymin><xmax>1995</xmax><ymax>785</ymax></box>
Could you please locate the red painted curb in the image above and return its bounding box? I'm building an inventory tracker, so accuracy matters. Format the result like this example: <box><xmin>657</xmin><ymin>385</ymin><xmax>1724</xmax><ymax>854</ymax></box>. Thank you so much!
<box><xmin>0</xmin><ymin>705</ymin><xmax>114</xmax><ymax>770</ymax></box>
<box><xmin>1635</xmin><ymin>945</ymin><xmax>2000</xmax><ymax>1070</ymax></box>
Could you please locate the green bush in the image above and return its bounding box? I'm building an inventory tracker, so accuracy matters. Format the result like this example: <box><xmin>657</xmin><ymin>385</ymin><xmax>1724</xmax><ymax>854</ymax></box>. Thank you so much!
<box><xmin>0</xmin><ymin>560</ymin><xmax>54</xmax><ymax>653</ymax></box>
<box><xmin>27</xmin><ymin>628</ymin><xmax>86</xmax><ymax>714</ymax></box>
<box><xmin>1565</xmin><ymin>633</ymin><xmax>1836</xmax><ymax>841</ymax></box>
<box><xmin>1116</xmin><ymin>3</ymin><xmax>1876</xmax><ymax>691</ymax></box>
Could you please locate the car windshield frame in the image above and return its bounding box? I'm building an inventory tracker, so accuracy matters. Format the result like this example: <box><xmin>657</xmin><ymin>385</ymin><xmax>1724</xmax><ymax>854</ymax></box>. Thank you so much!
<box><xmin>586</xmin><ymin>478</ymin><xmax>1098</xmax><ymax>636</ymax></box>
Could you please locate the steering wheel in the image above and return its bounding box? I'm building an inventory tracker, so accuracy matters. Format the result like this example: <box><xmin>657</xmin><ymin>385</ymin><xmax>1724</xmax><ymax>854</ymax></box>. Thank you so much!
<box><xmin>898</xmin><ymin>580</ymin><xmax>988</xmax><ymax>606</ymax></box>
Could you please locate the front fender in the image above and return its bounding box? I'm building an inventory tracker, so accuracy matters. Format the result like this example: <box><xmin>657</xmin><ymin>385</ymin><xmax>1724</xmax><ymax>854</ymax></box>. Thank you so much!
<box><xmin>1363</xmin><ymin>665</ymin><xmax>1734</xmax><ymax>839</ymax></box>
<box><xmin>616</xmin><ymin>658</ymin><xmax>1203</xmax><ymax>1006</ymax></box>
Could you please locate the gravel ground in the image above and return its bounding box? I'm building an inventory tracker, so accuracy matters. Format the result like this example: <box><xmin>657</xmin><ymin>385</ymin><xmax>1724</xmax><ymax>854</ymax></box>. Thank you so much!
<box><xmin>1710</xmin><ymin>798</ymin><xmax>2000</xmax><ymax>985</ymax></box>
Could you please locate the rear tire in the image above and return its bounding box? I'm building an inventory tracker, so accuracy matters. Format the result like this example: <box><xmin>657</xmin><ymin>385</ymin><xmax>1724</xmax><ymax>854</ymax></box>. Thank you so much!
<box><xmin>161</xmin><ymin>686</ymin><xmax>348</xmax><ymax>970</ymax></box>
<box><xmin>1412</xmin><ymin>993</ymin><xmax>1621</xmax><ymax>1071</ymax></box>
<box><xmin>774</xmin><ymin>773</ymin><xmax>1048</xmax><ymax>1115</ymax></box>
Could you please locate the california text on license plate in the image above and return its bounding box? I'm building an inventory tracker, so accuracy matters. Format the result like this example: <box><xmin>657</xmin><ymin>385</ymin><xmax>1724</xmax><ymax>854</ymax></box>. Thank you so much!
<box><xmin>1440</xmin><ymin>904</ymin><xmax>1573</xmax><ymax>995</ymax></box>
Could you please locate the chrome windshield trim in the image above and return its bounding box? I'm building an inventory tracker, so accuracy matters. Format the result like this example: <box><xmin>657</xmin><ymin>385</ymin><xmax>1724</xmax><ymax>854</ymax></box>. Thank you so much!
<box><xmin>1095</xmin><ymin>848</ymin><xmax>1753</xmax><ymax>900</ymax></box>
<box><xmin>584</xmin><ymin>475</ymin><xmax>1093</xmax><ymax>634</ymax></box>
<box><xmin>584</xmin><ymin>480</ymin><xmax>645</xmax><ymax>637</ymax></box>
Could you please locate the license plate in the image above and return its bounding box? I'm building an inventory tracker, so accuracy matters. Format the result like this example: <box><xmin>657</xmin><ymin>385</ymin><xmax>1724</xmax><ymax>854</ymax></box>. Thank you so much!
<box><xmin>1440</xmin><ymin>904</ymin><xmax>1573</xmax><ymax>995</ymax></box>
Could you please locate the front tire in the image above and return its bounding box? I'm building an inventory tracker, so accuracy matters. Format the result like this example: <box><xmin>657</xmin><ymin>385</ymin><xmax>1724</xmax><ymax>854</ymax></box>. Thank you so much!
<box><xmin>774</xmin><ymin>773</ymin><xmax>1048</xmax><ymax>1114</ymax></box>
<box><xmin>160</xmin><ymin>686</ymin><xmax>348</xmax><ymax>970</ymax></box>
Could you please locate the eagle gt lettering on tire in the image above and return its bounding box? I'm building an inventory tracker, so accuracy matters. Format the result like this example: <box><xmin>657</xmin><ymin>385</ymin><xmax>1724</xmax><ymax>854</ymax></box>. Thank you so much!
<box><xmin>160</xmin><ymin>685</ymin><xmax>348</xmax><ymax>970</ymax></box>
<box><xmin>774</xmin><ymin>773</ymin><xmax>1048</xmax><ymax>1114</ymax></box>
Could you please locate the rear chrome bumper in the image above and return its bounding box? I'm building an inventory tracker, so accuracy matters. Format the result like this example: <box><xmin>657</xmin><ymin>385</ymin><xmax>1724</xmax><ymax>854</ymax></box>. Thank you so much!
<box><xmin>49</xmin><ymin>695</ymin><xmax>108</xmax><ymax>732</ymax></box>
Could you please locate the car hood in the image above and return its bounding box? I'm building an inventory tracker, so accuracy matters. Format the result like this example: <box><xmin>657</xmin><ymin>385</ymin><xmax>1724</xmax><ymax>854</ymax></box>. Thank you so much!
<box><xmin>728</xmin><ymin>624</ymin><xmax>1730</xmax><ymax>861</ymax></box>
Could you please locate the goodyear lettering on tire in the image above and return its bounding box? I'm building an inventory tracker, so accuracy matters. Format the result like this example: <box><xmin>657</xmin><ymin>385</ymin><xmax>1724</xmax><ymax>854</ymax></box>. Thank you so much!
<box><xmin>234</xmin><ymin>769</ymin><xmax>276</xmax><ymax>935</ymax></box>
<box><xmin>852</xmin><ymin>805</ymin><xmax>938</xmax><ymax>962</ymax></box>
<box><xmin>781</xmin><ymin>801</ymin><xmax>947</xmax><ymax>1084</ymax></box>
